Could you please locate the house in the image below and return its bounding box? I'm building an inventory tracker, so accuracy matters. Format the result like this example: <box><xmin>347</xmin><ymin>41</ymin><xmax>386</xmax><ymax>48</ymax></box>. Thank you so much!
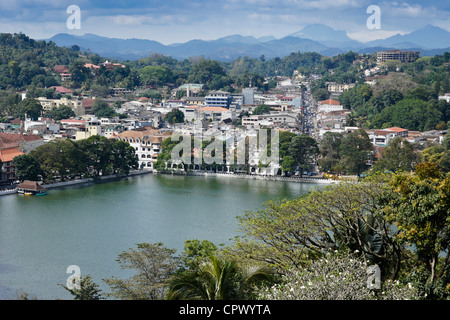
<box><xmin>50</xmin><ymin>86</ymin><xmax>74</xmax><ymax>95</ymax></box>
<box><xmin>75</xmin><ymin>120</ymin><xmax>102</xmax><ymax>141</ymax></box>
<box><xmin>326</xmin><ymin>82</ymin><xmax>355</xmax><ymax>94</ymax></box>
<box><xmin>116</xmin><ymin>127</ymin><xmax>172</xmax><ymax>170</ymax></box>
<box><xmin>37</xmin><ymin>97</ymin><xmax>83</xmax><ymax>115</ymax></box>
<box><xmin>197</xmin><ymin>106</ymin><xmax>235</xmax><ymax>122</ymax></box>
<box><xmin>81</xmin><ymin>99</ymin><xmax>96</xmax><ymax>115</ymax></box>
<box><xmin>183</xmin><ymin>97</ymin><xmax>206</xmax><ymax>106</ymax></box>
<box><xmin>369</xmin><ymin>130</ymin><xmax>396</xmax><ymax>146</ymax></box>
<box><xmin>53</xmin><ymin>65</ymin><xmax>69</xmax><ymax>74</ymax></box>
<box><xmin>318</xmin><ymin>99</ymin><xmax>343</xmax><ymax>113</ymax></box>
<box><xmin>242</xmin><ymin>112</ymin><xmax>299</xmax><ymax>129</ymax></box>
<box><xmin>438</xmin><ymin>93</ymin><xmax>450</xmax><ymax>103</ymax></box>
<box><xmin>205</xmin><ymin>91</ymin><xmax>232</xmax><ymax>109</ymax></box>
<box><xmin>385</xmin><ymin>127</ymin><xmax>408</xmax><ymax>138</ymax></box>
<box><xmin>0</xmin><ymin>133</ymin><xmax>43</xmax><ymax>182</ymax></box>
<box><xmin>16</xmin><ymin>180</ymin><xmax>46</xmax><ymax>195</ymax></box>
<box><xmin>376</xmin><ymin>50</ymin><xmax>420</xmax><ymax>63</ymax></box>
<box><xmin>0</xmin><ymin>148</ymin><xmax>24</xmax><ymax>182</ymax></box>
<box><xmin>60</xmin><ymin>73</ymin><xmax>72</xmax><ymax>82</ymax></box>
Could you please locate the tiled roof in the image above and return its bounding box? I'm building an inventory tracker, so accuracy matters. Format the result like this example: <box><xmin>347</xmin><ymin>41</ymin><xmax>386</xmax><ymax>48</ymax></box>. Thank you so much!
<box><xmin>17</xmin><ymin>180</ymin><xmax>45</xmax><ymax>191</ymax></box>
<box><xmin>0</xmin><ymin>148</ymin><xmax>24</xmax><ymax>162</ymax></box>
<box><xmin>385</xmin><ymin>127</ymin><xmax>408</xmax><ymax>132</ymax></box>
<box><xmin>50</xmin><ymin>86</ymin><xmax>73</xmax><ymax>94</ymax></box>
<box><xmin>319</xmin><ymin>99</ymin><xmax>341</xmax><ymax>105</ymax></box>
<box><xmin>0</xmin><ymin>133</ymin><xmax>42</xmax><ymax>149</ymax></box>
<box><xmin>198</xmin><ymin>106</ymin><xmax>230</xmax><ymax>112</ymax></box>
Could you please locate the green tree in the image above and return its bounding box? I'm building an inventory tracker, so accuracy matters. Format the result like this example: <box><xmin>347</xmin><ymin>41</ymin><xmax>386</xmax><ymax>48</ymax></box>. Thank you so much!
<box><xmin>29</xmin><ymin>139</ymin><xmax>86</xmax><ymax>183</ymax></box>
<box><xmin>372</xmin><ymin>137</ymin><xmax>421</xmax><ymax>173</ymax></box>
<box><xmin>377</xmin><ymin>165</ymin><xmax>450</xmax><ymax>299</ymax></box>
<box><xmin>312</xmin><ymin>87</ymin><xmax>330</xmax><ymax>101</ymax></box>
<box><xmin>16</xmin><ymin>98</ymin><xmax>42</xmax><ymax>120</ymax></box>
<box><xmin>60</xmin><ymin>274</ymin><xmax>104</xmax><ymax>300</ymax></box>
<box><xmin>339</xmin><ymin>129</ymin><xmax>373</xmax><ymax>176</ymax></box>
<box><xmin>371</xmin><ymin>99</ymin><xmax>441</xmax><ymax>132</ymax></box>
<box><xmin>45</xmin><ymin>105</ymin><xmax>75</xmax><ymax>120</ymax></box>
<box><xmin>421</xmin><ymin>145</ymin><xmax>450</xmax><ymax>173</ymax></box>
<box><xmin>281</xmin><ymin>155</ymin><xmax>296</xmax><ymax>175</ymax></box>
<box><xmin>252</xmin><ymin>104</ymin><xmax>273</xmax><ymax>115</ymax></box>
<box><xmin>167</xmin><ymin>255</ymin><xmax>272</xmax><ymax>300</ymax></box>
<box><xmin>227</xmin><ymin>175</ymin><xmax>403</xmax><ymax>278</ymax></box>
<box><xmin>104</xmin><ymin>243</ymin><xmax>179</xmax><ymax>300</ymax></box>
<box><xmin>187</xmin><ymin>59</ymin><xmax>226</xmax><ymax>87</ymax></box>
<box><xmin>165</xmin><ymin>108</ymin><xmax>184</xmax><ymax>124</ymax></box>
<box><xmin>181</xmin><ymin>239</ymin><xmax>218</xmax><ymax>271</ymax></box>
<box><xmin>317</xmin><ymin>132</ymin><xmax>344</xmax><ymax>173</ymax></box>
<box><xmin>287</xmin><ymin>134</ymin><xmax>319</xmax><ymax>177</ymax></box>
<box><xmin>139</xmin><ymin>65</ymin><xmax>173</xmax><ymax>87</ymax></box>
<box><xmin>13</xmin><ymin>154</ymin><xmax>42</xmax><ymax>181</ymax></box>
<box><xmin>259</xmin><ymin>250</ymin><xmax>419</xmax><ymax>300</ymax></box>
<box><xmin>90</xmin><ymin>99</ymin><xmax>116</xmax><ymax>118</ymax></box>
<box><xmin>77</xmin><ymin>135</ymin><xmax>114</xmax><ymax>176</ymax></box>
<box><xmin>443</xmin><ymin>133</ymin><xmax>450</xmax><ymax>150</ymax></box>
<box><xmin>110</xmin><ymin>139</ymin><xmax>139</xmax><ymax>175</ymax></box>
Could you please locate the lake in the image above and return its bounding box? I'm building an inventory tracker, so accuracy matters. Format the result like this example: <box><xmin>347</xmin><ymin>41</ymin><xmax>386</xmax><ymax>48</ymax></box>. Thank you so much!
<box><xmin>0</xmin><ymin>173</ymin><xmax>323</xmax><ymax>300</ymax></box>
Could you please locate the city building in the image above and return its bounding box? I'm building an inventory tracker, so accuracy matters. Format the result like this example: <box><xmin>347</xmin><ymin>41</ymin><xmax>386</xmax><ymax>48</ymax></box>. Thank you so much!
<box><xmin>0</xmin><ymin>133</ymin><xmax>44</xmax><ymax>182</ymax></box>
<box><xmin>37</xmin><ymin>97</ymin><xmax>83</xmax><ymax>115</ymax></box>
<box><xmin>116</xmin><ymin>127</ymin><xmax>172</xmax><ymax>170</ymax></box>
<box><xmin>376</xmin><ymin>50</ymin><xmax>420</xmax><ymax>63</ymax></box>
<box><xmin>318</xmin><ymin>99</ymin><xmax>343</xmax><ymax>113</ymax></box>
<box><xmin>205</xmin><ymin>91</ymin><xmax>232</xmax><ymax>109</ymax></box>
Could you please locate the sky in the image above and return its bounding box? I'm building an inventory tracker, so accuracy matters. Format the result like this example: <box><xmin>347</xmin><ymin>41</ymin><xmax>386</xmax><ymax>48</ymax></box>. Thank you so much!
<box><xmin>0</xmin><ymin>0</ymin><xmax>448</xmax><ymax>44</ymax></box>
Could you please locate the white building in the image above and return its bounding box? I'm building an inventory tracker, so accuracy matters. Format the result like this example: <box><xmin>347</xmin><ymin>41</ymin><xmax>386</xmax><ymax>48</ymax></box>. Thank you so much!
<box><xmin>317</xmin><ymin>99</ymin><xmax>343</xmax><ymax>113</ymax></box>
<box><xmin>116</xmin><ymin>127</ymin><xmax>172</xmax><ymax>170</ymax></box>
<box><xmin>438</xmin><ymin>93</ymin><xmax>450</xmax><ymax>103</ymax></box>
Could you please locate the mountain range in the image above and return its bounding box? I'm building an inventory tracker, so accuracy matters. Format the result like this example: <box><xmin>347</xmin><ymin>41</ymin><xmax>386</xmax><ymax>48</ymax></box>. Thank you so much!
<box><xmin>46</xmin><ymin>24</ymin><xmax>450</xmax><ymax>62</ymax></box>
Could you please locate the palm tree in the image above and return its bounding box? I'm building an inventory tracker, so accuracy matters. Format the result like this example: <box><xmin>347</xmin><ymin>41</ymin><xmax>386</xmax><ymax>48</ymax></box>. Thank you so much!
<box><xmin>167</xmin><ymin>255</ymin><xmax>272</xmax><ymax>300</ymax></box>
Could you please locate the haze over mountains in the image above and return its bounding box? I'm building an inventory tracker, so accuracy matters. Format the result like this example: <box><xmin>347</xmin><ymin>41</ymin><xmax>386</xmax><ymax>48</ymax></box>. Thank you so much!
<box><xmin>46</xmin><ymin>24</ymin><xmax>450</xmax><ymax>62</ymax></box>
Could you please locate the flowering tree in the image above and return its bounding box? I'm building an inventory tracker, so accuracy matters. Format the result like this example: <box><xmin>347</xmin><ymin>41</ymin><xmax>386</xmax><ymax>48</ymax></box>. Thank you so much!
<box><xmin>258</xmin><ymin>250</ymin><xmax>419</xmax><ymax>300</ymax></box>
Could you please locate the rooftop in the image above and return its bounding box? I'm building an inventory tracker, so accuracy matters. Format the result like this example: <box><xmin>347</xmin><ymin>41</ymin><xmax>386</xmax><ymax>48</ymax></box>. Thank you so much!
<box><xmin>0</xmin><ymin>148</ymin><xmax>24</xmax><ymax>162</ymax></box>
<box><xmin>319</xmin><ymin>99</ymin><xmax>341</xmax><ymax>105</ymax></box>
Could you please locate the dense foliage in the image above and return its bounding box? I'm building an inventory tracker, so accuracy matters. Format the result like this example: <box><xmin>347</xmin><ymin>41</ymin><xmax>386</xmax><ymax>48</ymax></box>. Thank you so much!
<box><xmin>14</xmin><ymin>136</ymin><xmax>138</xmax><ymax>183</ymax></box>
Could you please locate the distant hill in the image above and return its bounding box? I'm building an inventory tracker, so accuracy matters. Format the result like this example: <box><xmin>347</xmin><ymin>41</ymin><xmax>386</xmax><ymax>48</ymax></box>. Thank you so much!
<box><xmin>289</xmin><ymin>24</ymin><xmax>363</xmax><ymax>49</ymax></box>
<box><xmin>46</xmin><ymin>24</ymin><xmax>450</xmax><ymax>62</ymax></box>
<box><xmin>365</xmin><ymin>25</ymin><xmax>450</xmax><ymax>49</ymax></box>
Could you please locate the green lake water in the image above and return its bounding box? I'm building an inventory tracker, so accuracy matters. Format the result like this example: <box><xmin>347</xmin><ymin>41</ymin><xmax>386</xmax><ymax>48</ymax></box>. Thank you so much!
<box><xmin>0</xmin><ymin>173</ymin><xmax>322</xmax><ymax>300</ymax></box>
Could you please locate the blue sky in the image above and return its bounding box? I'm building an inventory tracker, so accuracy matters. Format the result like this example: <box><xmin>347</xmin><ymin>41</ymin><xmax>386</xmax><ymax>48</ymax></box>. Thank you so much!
<box><xmin>0</xmin><ymin>0</ymin><xmax>448</xmax><ymax>44</ymax></box>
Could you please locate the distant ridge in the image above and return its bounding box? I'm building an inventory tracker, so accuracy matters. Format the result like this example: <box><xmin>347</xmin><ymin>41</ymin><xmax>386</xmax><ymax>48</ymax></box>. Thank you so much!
<box><xmin>46</xmin><ymin>24</ymin><xmax>450</xmax><ymax>61</ymax></box>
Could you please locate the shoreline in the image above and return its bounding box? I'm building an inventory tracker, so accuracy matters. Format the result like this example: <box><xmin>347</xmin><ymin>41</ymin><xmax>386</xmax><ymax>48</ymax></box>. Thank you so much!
<box><xmin>0</xmin><ymin>170</ymin><xmax>340</xmax><ymax>197</ymax></box>
<box><xmin>155</xmin><ymin>170</ymin><xmax>340</xmax><ymax>184</ymax></box>
<box><xmin>0</xmin><ymin>170</ymin><xmax>154</xmax><ymax>196</ymax></box>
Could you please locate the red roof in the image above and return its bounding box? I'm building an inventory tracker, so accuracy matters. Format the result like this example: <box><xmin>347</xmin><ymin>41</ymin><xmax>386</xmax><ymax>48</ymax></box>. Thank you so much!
<box><xmin>320</xmin><ymin>99</ymin><xmax>341</xmax><ymax>105</ymax></box>
<box><xmin>0</xmin><ymin>148</ymin><xmax>24</xmax><ymax>162</ymax></box>
<box><xmin>82</xmin><ymin>99</ymin><xmax>95</xmax><ymax>107</ymax></box>
<box><xmin>0</xmin><ymin>133</ymin><xmax>42</xmax><ymax>149</ymax></box>
<box><xmin>50</xmin><ymin>86</ymin><xmax>73</xmax><ymax>94</ymax></box>
<box><xmin>373</xmin><ymin>130</ymin><xmax>394</xmax><ymax>136</ymax></box>
<box><xmin>385</xmin><ymin>127</ymin><xmax>408</xmax><ymax>132</ymax></box>
<box><xmin>53</xmin><ymin>65</ymin><xmax>69</xmax><ymax>73</ymax></box>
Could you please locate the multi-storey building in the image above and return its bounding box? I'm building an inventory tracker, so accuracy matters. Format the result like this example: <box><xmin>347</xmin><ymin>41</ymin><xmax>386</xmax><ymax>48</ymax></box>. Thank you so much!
<box><xmin>116</xmin><ymin>127</ymin><xmax>172</xmax><ymax>170</ymax></box>
<box><xmin>205</xmin><ymin>91</ymin><xmax>232</xmax><ymax>109</ymax></box>
<box><xmin>376</xmin><ymin>50</ymin><xmax>420</xmax><ymax>63</ymax></box>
